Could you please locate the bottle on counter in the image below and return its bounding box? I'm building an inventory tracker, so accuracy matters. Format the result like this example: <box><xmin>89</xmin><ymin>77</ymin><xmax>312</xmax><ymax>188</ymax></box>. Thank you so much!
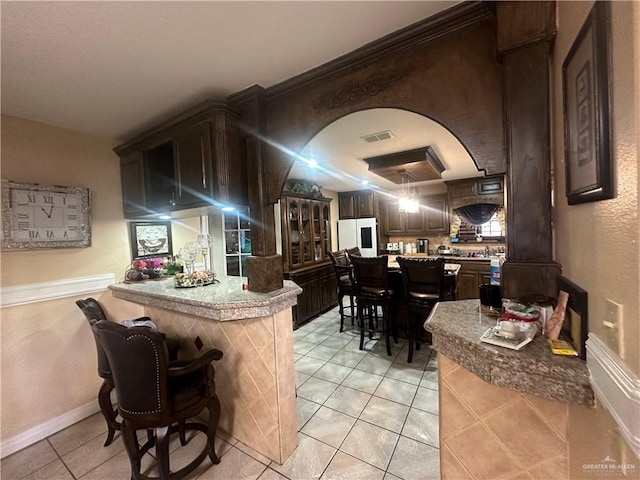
<box><xmin>399</xmin><ymin>241</ymin><xmax>404</xmax><ymax>254</ymax></box>
<box><xmin>490</xmin><ymin>257</ymin><xmax>501</xmax><ymax>285</ymax></box>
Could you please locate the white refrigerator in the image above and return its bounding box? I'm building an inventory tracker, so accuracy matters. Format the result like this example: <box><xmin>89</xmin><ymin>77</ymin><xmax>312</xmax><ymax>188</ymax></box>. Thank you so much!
<box><xmin>337</xmin><ymin>218</ymin><xmax>378</xmax><ymax>257</ymax></box>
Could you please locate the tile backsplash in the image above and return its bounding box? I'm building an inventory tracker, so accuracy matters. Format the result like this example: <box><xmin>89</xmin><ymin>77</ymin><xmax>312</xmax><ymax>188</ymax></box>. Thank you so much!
<box><xmin>387</xmin><ymin>234</ymin><xmax>505</xmax><ymax>256</ymax></box>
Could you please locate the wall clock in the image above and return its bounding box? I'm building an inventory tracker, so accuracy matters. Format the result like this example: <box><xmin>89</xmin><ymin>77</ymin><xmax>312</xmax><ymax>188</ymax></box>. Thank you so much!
<box><xmin>1</xmin><ymin>180</ymin><xmax>92</xmax><ymax>250</ymax></box>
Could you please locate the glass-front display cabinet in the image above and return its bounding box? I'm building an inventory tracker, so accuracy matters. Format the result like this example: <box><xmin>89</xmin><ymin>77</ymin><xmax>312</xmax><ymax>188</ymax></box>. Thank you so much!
<box><xmin>281</xmin><ymin>194</ymin><xmax>331</xmax><ymax>272</ymax></box>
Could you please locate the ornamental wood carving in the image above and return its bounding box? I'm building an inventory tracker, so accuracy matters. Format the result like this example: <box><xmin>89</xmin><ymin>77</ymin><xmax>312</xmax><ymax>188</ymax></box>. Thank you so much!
<box><xmin>312</xmin><ymin>71</ymin><xmax>407</xmax><ymax>110</ymax></box>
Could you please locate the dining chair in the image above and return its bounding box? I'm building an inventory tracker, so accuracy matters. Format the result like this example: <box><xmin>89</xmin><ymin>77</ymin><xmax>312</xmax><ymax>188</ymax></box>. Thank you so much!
<box><xmin>396</xmin><ymin>257</ymin><xmax>446</xmax><ymax>363</ymax></box>
<box><xmin>327</xmin><ymin>250</ymin><xmax>357</xmax><ymax>332</ymax></box>
<box><xmin>75</xmin><ymin>298</ymin><xmax>180</xmax><ymax>446</ymax></box>
<box><xmin>92</xmin><ymin>319</ymin><xmax>223</xmax><ymax>480</ymax></box>
<box><xmin>350</xmin><ymin>255</ymin><xmax>395</xmax><ymax>356</ymax></box>
<box><xmin>345</xmin><ymin>246</ymin><xmax>361</xmax><ymax>259</ymax></box>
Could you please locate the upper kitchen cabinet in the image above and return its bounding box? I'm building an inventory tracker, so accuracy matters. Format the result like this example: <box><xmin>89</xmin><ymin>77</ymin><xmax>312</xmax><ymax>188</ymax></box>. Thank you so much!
<box><xmin>120</xmin><ymin>152</ymin><xmax>147</xmax><ymax>218</ymax></box>
<box><xmin>114</xmin><ymin>101</ymin><xmax>247</xmax><ymax>218</ymax></box>
<box><xmin>338</xmin><ymin>190</ymin><xmax>378</xmax><ymax>219</ymax></box>
<box><xmin>422</xmin><ymin>194</ymin><xmax>449</xmax><ymax>233</ymax></box>
<box><xmin>382</xmin><ymin>194</ymin><xmax>449</xmax><ymax>235</ymax></box>
<box><xmin>447</xmin><ymin>175</ymin><xmax>505</xmax><ymax>210</ymax></box>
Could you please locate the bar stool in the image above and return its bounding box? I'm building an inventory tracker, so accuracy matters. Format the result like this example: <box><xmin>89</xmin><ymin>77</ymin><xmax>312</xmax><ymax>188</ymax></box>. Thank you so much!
<box><xmin>350</xmin><ymin>255</ymin><xmax>395</xmax><ymax>356</ymax></box>
<box><xmin>396</xmin><ymin>257</ymin><xmax>446</xmax><ymax>363</ymax></box>
<box><xmin>328</xmin><ymin>250</ymin><xmax>357</xmax><ymax>332</ymax></box>
<box><xmin>93</xmin><ymin>320</ymin><xmax>223</xmax><ymax>480</ymax></box>
<box><xmin>75</xmin><ymin>298</ymin><xmax>180</xmax><ymax>446</ymax></box>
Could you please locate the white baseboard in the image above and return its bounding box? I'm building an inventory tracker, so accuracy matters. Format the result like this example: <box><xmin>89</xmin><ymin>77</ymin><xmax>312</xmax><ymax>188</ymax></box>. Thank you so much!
<box><xmin>586</xmin><ymin>334</ymin><xmax>640</xmax><ymax>458</ymax></box>
<box><xmin>0</xmin><ymin>401</ymin><xmax>100</xmax><ymax>458</ymax></box>
<box><xmin>0</xmin><ymin>273</ymin><xmax>115</xmax><ymax>307</ymax></box>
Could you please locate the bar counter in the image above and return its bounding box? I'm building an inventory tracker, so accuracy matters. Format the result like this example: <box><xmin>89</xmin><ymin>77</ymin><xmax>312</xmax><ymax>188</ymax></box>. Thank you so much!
<box><xmin>425</xmin><ymin>300</ymin><xmax>594</xmax><ymax>480</ymax></box>
<box><xmin>109</xmin><ymin>276</ymin><xmax>302</xmax><ymax>465</ymax></box>
<box><xmin>425</xmin><ymin>299</ymin><xmax>593</xmax><ymax>406</ymax></box>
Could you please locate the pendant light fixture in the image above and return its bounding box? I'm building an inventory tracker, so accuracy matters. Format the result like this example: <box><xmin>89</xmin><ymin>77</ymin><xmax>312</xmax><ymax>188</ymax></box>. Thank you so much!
<box><xmin>398</xmin><ymin>170</ymin><xmax>420</xmax><ymax>213</ymax></box>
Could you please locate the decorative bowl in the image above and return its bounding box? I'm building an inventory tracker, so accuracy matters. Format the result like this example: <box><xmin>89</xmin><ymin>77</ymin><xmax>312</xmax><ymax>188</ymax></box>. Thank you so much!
<box><xmin>173</xmin><ymin>271</ymin><xmax>217</xmax><ymax>288</ymax></box>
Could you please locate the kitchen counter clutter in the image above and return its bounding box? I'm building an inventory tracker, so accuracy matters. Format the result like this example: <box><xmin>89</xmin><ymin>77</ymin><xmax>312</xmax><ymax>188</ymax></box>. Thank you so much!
<box><xmin>108</xmin><ymin>275</ymin><xmax>302</xmax><ymax>464</ymax></box>
<box><xmin>425</xmin><ymin>299</ymin><xmax>593</xmax><ymax>406</ymax></box>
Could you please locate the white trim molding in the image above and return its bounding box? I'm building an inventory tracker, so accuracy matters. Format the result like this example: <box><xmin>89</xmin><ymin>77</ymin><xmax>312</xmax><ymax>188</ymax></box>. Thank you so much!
<box><xmin>0</xmin><ymin>400</ymin><xmax>100</xmax><ymax>458</ymax></box>
<box><xmin>587</xmin><ymin>334</ymin><xmax>640</xmax><ymax>458</ymax></box>
<box><xmin>0</xmin><ymin>273</ymin><xmax>115</xmax><ymax>308</ymax></box>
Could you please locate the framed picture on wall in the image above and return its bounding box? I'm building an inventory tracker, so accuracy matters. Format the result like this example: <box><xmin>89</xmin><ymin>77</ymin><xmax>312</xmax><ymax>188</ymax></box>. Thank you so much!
<box><xmin>558</xmin><ymin>276</ymin><xmax>588</xmax><ymax>360</ymax></box>
<box><xmin>562</xmin><ymin>1</ymin><xmax>614</xmax><ymax>205</ymax></box>
<box><xmin>129</xmin><ymin>221</ymin><xmax>173</xmax><ymax>259</ymax></box>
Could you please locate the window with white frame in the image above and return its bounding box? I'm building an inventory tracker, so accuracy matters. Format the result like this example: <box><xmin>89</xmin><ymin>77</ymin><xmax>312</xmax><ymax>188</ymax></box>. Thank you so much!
<box><xmin>223</xmin><ymin>208</ymin><xmax>251</xmax><ymax>276</ymax></box>
<box><xmin>481</xmin><ymin>212</ymin><xmax>502</xmax><ymax>237</ymax></box>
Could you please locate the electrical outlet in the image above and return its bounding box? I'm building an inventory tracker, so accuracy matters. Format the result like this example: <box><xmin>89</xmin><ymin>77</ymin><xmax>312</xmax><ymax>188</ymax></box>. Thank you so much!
<box><xmin>603</xmin><ymin>299</ymin><xmax>624</xmax><ymax>357</ymax></box>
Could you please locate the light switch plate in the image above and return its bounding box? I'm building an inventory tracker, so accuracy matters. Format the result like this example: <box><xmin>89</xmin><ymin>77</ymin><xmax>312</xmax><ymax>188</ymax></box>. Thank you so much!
<box><xmin>604</xmin><ymin>299</ymin><xmax>624</xmax><ymax>357</ymax></box>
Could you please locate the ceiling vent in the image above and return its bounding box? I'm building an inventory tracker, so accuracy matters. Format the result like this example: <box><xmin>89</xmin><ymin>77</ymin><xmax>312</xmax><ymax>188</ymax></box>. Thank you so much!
<box><xmin>361</xmin><ymin>130</ymin><xmax>394</xmax><ymax>143</ymax></box>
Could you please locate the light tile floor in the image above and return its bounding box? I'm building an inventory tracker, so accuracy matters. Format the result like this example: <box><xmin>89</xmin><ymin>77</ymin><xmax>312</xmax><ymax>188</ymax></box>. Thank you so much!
<box><xmin>2</xmin><ymin>307</ymin><xmax>440</xmax><ymax>480</ymax></box>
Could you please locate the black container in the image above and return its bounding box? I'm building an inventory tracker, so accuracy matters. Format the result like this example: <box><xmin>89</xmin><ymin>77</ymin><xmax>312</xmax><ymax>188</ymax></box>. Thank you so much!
<box><xmin>479</xmin><ymin>283</ymin><xmax>502</xmax><ymax>309</ymax></box>
<box><xmin>416</xmin><ymin>238</ymin><xmax>429</xmax><ymax>253</ymax></box>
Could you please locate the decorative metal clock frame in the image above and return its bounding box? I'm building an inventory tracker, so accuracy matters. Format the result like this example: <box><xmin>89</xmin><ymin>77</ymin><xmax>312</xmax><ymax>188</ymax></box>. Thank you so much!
<box><xmin>1</xmin><ymin>180</ymin><xmax>92</xmax><ymax>250</ymax></box>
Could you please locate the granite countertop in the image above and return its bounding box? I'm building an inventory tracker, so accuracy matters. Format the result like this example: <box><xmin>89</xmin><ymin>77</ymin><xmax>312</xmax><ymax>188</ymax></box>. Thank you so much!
<box><xmin>425</xmin><ymin>299</ymin><xmax>594</xmax><ymax>406</ymax></box>
<box><xmin>398</xmin><ymin>253</ymin><xmax>491</xmax><ymax>262</ymax></box>
<box><xmin>109</xmin><ymin>276</ymin><xmax>302</xmax><ymax>321</ymax></box>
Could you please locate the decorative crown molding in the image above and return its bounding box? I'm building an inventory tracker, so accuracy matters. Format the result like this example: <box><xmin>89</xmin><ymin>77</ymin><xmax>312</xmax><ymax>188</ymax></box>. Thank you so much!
<box><xmin>267</xmin><ymin>1</ymin><xmax>493</xmax><ymax>99</ymax></box>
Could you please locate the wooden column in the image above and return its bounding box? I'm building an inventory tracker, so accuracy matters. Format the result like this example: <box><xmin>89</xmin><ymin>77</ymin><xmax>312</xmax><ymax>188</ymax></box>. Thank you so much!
<box><xmin>229</xmin><ymin>86</ymin><xmax>283</xmax><ymax>292</ymax></box>
<box><xmin>497</xmin><ymin>1</ymin><xmax>561</xmax><ymax>298</ymax></box>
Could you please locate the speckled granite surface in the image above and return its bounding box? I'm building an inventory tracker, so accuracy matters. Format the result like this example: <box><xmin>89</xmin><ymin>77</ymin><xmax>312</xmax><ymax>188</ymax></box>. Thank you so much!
<box><xmin>109</xmin><ymin>276</ymin><xmax>302</xmax><ymax>321</ymax></box>
<box><xmin>425</xmin><ymin>299</ymin><xmax>594</xmax><ymax>406</ymax></box>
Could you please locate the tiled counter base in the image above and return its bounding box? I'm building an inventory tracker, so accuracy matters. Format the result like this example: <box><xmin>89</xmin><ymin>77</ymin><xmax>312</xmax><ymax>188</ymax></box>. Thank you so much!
<box><xmin>425</xmin><ymin>300</ymin><xmax>594</xmax><ymax>480</ymax></box>
<box><xmin>109</xmin><ymin>277</ymin><xmax>302</xmax><ymax>465</ymax></box>
<box><xmin>438</xmin><ymin>354</ymin><xmax>570</xmax><ymax>479</ymax></box>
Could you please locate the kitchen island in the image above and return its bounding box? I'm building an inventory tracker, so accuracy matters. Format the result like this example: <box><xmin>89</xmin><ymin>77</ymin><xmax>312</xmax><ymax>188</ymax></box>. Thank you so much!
<box><xmin>425</xmin><ymin>300</ymin><xmax>593</xmax><ymax>480</ymax></box>
<box><xmin>109</xmin><ymin>276</ymin><xmax>302</xmax><ymax>465</ymax></box>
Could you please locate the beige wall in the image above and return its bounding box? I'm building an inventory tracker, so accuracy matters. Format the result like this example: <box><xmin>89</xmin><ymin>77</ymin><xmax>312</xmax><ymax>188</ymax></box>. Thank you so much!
<box><xmin>553</xmin><ymin>1</ymin><xmax>639</xmax><ymax>373</ymax></box>
<box><xmin>553</xmin><ymin>1</ymin><xmax>639</xmax><ymax>470</ymax></box>
<box><xmin>0</xmin><ymin>115</ymin><xmax>131</xmax><ymax>441</ymax></box>
<box><xmin>1</xmin><ymin>116</ymin><xmax>128</xmax><ymax>287</ymax></box>
<box><xmin>0</xmin><ymin>115</ymin><xmax>253</xmax><ymax>445</ymax></box>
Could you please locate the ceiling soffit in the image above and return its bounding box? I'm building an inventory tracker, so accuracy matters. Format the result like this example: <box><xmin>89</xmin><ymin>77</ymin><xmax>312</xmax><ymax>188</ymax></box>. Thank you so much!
<box><xmin>364</xmin><ymin>146</ymin><xmax>445</xmax><ymax>184</ymax></box>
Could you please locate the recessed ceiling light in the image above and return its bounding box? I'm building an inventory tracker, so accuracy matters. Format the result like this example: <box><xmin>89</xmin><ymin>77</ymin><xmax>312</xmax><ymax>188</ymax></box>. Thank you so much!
<box><xmin>308</xmin><ymin>159</ymin><xmax>318</xmax><ymax>168</ymax></box>
<box><xmin>221</xmin><ymin>206</ymin><xmax>235</xmax><ymax>212</ymax></box>
<box><xmin>158</xmin><ymin>215</ymin><xmax>171</xmax><ymax>220</ymax></box>
<box><xmin>361</xmin><ymin>180</ymin><xmax>369</xmax><ymax>185</ymax></box>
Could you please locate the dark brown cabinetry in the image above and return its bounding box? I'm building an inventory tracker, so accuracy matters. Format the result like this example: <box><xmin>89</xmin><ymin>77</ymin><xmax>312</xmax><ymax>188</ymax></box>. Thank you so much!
<box><xmin>281</xmin><ymin>193</ymin><xmax>337</xmax><ymax>328</ymax></box>
<box><xmin>281</xmin><ymin>194</ymin><xmax>332</xmax><ymax>272</ymax></box>
<box><xmin>383</xmin><ymin>200</ymin><xmax>423</xmax><ymax>234</ymax></box>
<box><xmin>285</xmin><ymin>263</ymin><xmax>337</xmax><ymax>328</ymax></box>
<box><xmin>338</xmin><ymin>190</ymin><xmax>377</xmax><ymax>219</ymax></box>
<box><xmin>114</xmin><ymin>101</ymin><xmax>246</xmax><ymax>218</ymax></box>
<box><xmin>382</xmin><ymin>194</ymin><xmax>449</xmax><ymax>235</ymax></box>
<box><xmin>423</xmin><ymin>194</ymin><xmax>449</xmax><ymax>233</ymax></box>
<box><xmin>454</xmin><ymin>260</ymin><xmax>491</xmax><ymax>300</ymax></box>
<box><xmin>120</xmin><ymin>153</ymin><xmax>147</xmax><ymax>218</ymax></box>
<box><xmin>447</xmin><ymin>175</ymin><xmax>505</xmax><ymax>210</ymax></box>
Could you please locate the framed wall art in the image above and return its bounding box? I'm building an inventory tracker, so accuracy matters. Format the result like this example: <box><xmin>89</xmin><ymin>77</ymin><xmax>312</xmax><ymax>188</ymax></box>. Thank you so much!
<box><xmin>558</xmin><ymin>276</ymin><xmax>588</xmax><ymax>360</ymax></box>
<box><xmin>562</xmin><ymin>1</ymin><xmax>613</xmax><ymax>205</ymax></box>
<box><xmin>129</xmin><ymin>221</ymin><xmax>173</xmax><ymax>259</ymax></box>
